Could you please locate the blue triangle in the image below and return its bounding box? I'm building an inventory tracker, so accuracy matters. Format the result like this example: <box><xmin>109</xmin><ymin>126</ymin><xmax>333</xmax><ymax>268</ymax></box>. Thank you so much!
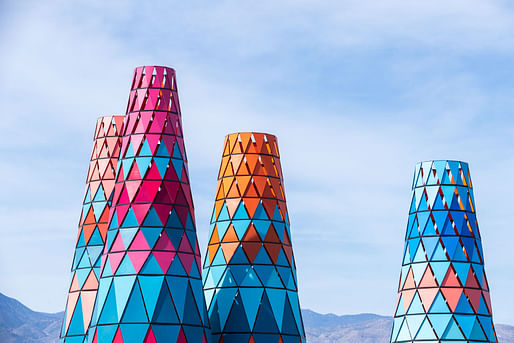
<box><xmin>121</xmin><ymin>283</ymin><xmax>148</xmax><ymax>323</ymax></box>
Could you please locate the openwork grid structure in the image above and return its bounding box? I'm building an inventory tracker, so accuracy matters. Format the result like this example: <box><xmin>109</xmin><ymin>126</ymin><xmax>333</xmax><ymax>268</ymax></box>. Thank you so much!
<box><xmin>203</xmin><ymin>133</ymin><xmax>306</xmax><ymax>343</ymax></box>
<box><xmin>87</xmin><ymin>66</ymin><xmax>210</xmax><ymax>342</ymax></box>
<box><xmin>61</xmin><ymin>116</ymin><xmax>124</xmax><ymax>343</ymax></box>
<box><xmin>390</xmin><ymin>160</ymin><xmax>497</xmax><ymax>342</ymax></box>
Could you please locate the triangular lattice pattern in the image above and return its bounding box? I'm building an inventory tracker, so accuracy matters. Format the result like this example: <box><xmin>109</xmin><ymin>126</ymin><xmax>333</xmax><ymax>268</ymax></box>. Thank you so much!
<box><xmin>60</xmin><ymin>116</ymin><xmax>124</xmax><ymax>343</ymax></box>
<box><xmin>87</xmin><ymin>66</ymin><xmax>210</xmax><ymax>343</ymax></box>
<box><xmin>203</xmin><ymin>132</ymin><xmax>306</xmax><ymax>343</ymax></box>
<box><xmin>390</xmin><ymin>160</ymin><xmax>498</xmax><ymax>343</ymax></box>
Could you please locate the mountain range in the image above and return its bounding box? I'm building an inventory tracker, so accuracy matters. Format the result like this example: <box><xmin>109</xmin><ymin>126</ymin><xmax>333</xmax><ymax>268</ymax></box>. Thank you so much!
<box><xmin>1</xmin><ymin>292</ymin><xmax>512</xmax><ymax>342</ymax></box>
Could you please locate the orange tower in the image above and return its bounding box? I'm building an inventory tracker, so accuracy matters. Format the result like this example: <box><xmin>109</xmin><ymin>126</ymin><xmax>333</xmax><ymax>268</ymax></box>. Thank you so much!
<box><xmin>202</xmin><ymin>132</ymin><xmax>306</xmax><ymax>343</ymax></box>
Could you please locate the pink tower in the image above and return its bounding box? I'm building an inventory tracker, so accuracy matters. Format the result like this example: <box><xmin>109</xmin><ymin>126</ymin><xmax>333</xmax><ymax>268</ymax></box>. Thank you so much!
<box><xmin>87</xmin><ymin>66</ymin><xmax>210</xmax><ymax>342</ymax></box>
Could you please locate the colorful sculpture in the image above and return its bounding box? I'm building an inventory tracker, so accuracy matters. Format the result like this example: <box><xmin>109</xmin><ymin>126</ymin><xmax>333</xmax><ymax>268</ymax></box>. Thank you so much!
<box><xmin>60</xmin><ymin>115</ymin><xmax>123</xmax><ymax>343</ymax></box>
<box><xmin>202</xmin><ymin>132</ymin><xmax>306</xmax><ymax>343</ymax></box>
<box><xmin>390</xmin><ymin>160</ymin><xmax>497</xmax><ymax>342</ymax></box>
<box><xmin>87</xmin><ymin>66</ymin><xmax>210</xmax><ymax>342</ymax></box>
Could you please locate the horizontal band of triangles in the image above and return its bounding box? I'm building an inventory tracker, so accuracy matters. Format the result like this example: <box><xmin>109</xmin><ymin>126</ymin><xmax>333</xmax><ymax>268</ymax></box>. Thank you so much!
<box><xmin>222</xmin><ymin>132</ymin><xmax>280</xmax><ymax>159</ymax></box>
<box><xmin>412</xmin><ymin>160</ymin><xmax>472</xmax><ymax>189</ymax></box>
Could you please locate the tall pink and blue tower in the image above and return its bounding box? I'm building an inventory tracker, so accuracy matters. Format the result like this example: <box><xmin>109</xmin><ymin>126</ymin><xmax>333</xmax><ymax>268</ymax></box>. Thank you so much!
<box><xmin>390</xmin><ymin>160</ymin><xmax>497</xmax><ymax>342</ymax></box>
<box><xmin>85</xmin><ymin>66</ymin><xmax>210</xmax><ymax>342</ymax></box>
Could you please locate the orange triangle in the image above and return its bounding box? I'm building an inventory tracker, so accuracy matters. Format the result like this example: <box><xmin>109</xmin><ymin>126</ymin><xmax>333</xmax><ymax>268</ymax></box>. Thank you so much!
<box><xmin>83</xmin><ymin>206</ymin><xmax>96</xmax><ymax>225</ymax></box>
<box><xmin>243</xmin><ymin>198</ymin><xmax>260</xmax><ymax>217</ymax></box>
<box><xmin>264</xmin><ymin>243</ymin><xmax>281</xmax><ymax>263</ymax></box>
<box><xmin>282</xmin><ymin>229</ymin><xmax>291</xmax><ymax>245</ymax></box>
<box><xmin>264</xmin><ymin>224</ymin><xmax>281</xmax><ymax>243</ymax></box>
<box><xmin>222</xmin><ymin>137</ymin><xmax>230</xmax><ymax>156</ymax></box>
<box><xmin>242</xmin><ymin>242</ymin><xmax>262</xmax><ymax>263</ymax></box>
<box><xmin>228</xmin><ymin>134</ymin><xmax>238</xmax><ymax>154</ymax></box>
<box><xmin>245</xmin><ymin>154</ymin><xmax>259</xmax><ymax>175</ymax></box>
<box><xmin>218</xmin><ymin>156</ymin><xmax>230</xmax><ymax>178</ymax></box>
<box><xmin>238</xmin><ymin>159</ymin><xmax>251</xmax><ymax>175</ymax></box>
<box><xmin>243</xmin><ymin>223</ymin><xmax>261</xmax><ymax>242</ymax></box>
<box><xmin>225</xmin><ymin>198</ymin><xmax>240</xmax><ymax>218</ymax></box>
<box><xmin>262</xmin><ymin>199</ymin><xmax>277</xmax><ymax>218</ymax></box>
<box><xmin>239</xmin><ymin>132</ymin><xmax>252</xmax><ymax>152</ymax></box>
<box><xmin>227</xmin><ymin>179</ymin><xmax>240</xmax><ymax>198</ymax></box>
<box><xmin>215</xmin><ymin>181</ymin><xmax>225</xmax><ymax>200</ymax></box>
<box><xmin>236</xmin><ymin>176</ymin><xmax>252</xmax><ymax>195</ymax></box>
<box><xmin>209</xmin><ymin>226</ymin><xmax>220</xmax><ymax>244</ymax></box>
<box><xmin>208</xmin><ymin>244</ymin><xmax>220</xmax><ymax>265</ymax></box>
<box><xmin>232</xmin><ymin>138</ymin><xmax>243</xmax><ymax>154</ymax></box>
<box><xmin>82</xmin><ymin>224</ymin><xmax>96</xmax><ymax>244</ymax></box>
<box><xmin>253</xmin><ymin>176</ymin><xmax>268</xmax><ymax>197</ymax></box>
<box><xmin>244</xmin><ymin>181</ymin><xmax>259</xmax><ymax>197</ymax></box>
<box><xmin>222</xmin><ymin>225</ymin><xmax>239</xmax><ymax>242</ymax></box>
<box><xmin>283</xmin><ymin>245</ymin><xmax>293</xmax><ymax>265</ymax></box>
<box><xmin>231</xmin><ymin>154</ymin><xmax>244</xmax><ymax>175</ymax></box>
<box><xmin>261</xmin><ymin>155</ymin><xmax>276</xmax><ymax>177</ymax></box>
<box><xmin>221</xmin><ymin>242</ymin><xmax>239</xmax><ymax>263</ymax></box>
<box><xmin>214</xmin><ymin>200</ymin><xmax>224</xmax><ymax>220</ymax></box>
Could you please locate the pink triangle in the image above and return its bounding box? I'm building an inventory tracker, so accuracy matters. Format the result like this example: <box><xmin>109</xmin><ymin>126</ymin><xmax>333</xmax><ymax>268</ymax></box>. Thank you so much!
<box><xmin>153</xmin><ymin>67</ymin><xmax>164</xmax><ymax>87</ymax></box>
<box><xmin>154</xmin><ymin>231</ymin><xmax>174</xmax><ymax>250</ymax></box>
<box><xmin>164</xmin><ymin>115</ymin><xmax>176</xmax><ymax>135</ymax></box>
<box><xmin>159</xmin><ymin>90</ymin><xmax>171</xmax><ymax>111</ymax></box>
<box><xmin>144</xmin><ymin>327</ymin><xmax>156</xmax><ymax>343</ymax></box>
<box><xmin>146</xmin><ymin>135</ymin><xmax>160</xmax><ymax>154</ymax></box>
<box><xmin>132</xmin><ymin>203</ymin><xmax>151</xmax><ymax>225</ymax></box>
<box><xmin>178</xmin><ymin>233</ymin><xmax>192</xmax><ymax>253</ymax></box>
<box><xmin>113</xmin><ymin>327</ymin><xmax>124</xmax><ymax>343</ymax></box>
<box><xmin>116</xmin><ymin>205</ymin><xmax>130</xmax><ymax>226</ymax></box>
<box><xmin>140</xmin><ymin>111</ymin><xmax>153</xmax><ymax>132</ymax></box>
<box><xmin>178</xmin><ymin>253</ymin><xmax>194</xmax><ymax>274</ymax></box>
<box><xmin>175</xmin><ymin>206</ymin><xmax>189</xmax><ymax>226</ymax></box>
<box><xmin>164</xmin><ymin>181</ymin><xmax>180</xmax><ymax>201</ymax></box>
<box><xmin>125</xmin><ymin>180</ymin><xmax>142</xmax><ymax>202</ymax></box>
<box><xmin>109</xmin><ymin>252</ymin><xmax>125</xmax><ymax>274</ymax></box>
<box><xmin>153</xmin><ymin>204</ymin><xmax>172</xmax><ymax>225</ymax></box>
<box><xmin>177</xmin><ymin>328</ymin><xmax>187</xmax><ymax>343</ymax></box>
<box><xmin>146</xmin><ymin>161</ymin><xmax>162</xmax><ymax>179</ymax></box>
<box><xmin>163</xmin><ymin>136</ymin><xmax>176</xmax><ymax>157</ymax></box>
<box><xmin>130</xmin><ymin>230</ymin><xmax>150</xmax><ymax>250</ymax></box>
<box><xmin>110</xmin><ymin>233</ymin><xmax>125</xmax><ymax>252</ymax></box>
<box><xmin>128</xmin><ymin>251</ymin><xmax>151</xmax><ymax>273</ymax></box>
<box><xmin>153</xmin><ymin>251</ymin><xmax>175</xmax><ymax>273</ymax></box>
<box><xmin>142</xmin><ymin>180</ymin><xmax>161</xmax><ymax>202</ymax></box>
<box><xmin>130</xmin><ymin>134</ymin><xmax>144</xmax><ymax>154</ymax></box>
<box><xmin>149</xmin><ymin>113</ymin><xmax>166</xmax><ymax>133</ymax></box>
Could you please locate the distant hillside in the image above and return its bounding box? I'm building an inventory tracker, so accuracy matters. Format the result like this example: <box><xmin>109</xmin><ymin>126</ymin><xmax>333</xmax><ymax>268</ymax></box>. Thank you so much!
<box><xmin>0</xmin><ymin>293</ymin><xmax>61</xmax><ymax>343</ymax></box>
<box><xmin>0</xmin><ymin>292</ymin><xmax>512</xmax><ymax>342</ymax></box>
<box><xmin>303</xmin><ymin>309</ymin><xmax>514</xmax><ymax>343</ymax></box>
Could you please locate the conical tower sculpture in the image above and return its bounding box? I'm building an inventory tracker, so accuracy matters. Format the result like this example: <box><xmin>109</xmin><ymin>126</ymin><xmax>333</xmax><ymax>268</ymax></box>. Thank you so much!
<box><xmin>88</xmin><ymin>66</ymin><xmax>210</xmax><ymax>342</ymax></box>
<box><xmin>203</xmin><ymin>132</ymin><xmax>306</xmax><ymax>343</ymax></box>
<box><xmin>390</xmin><ymin>160</ymin><xmax>497</xmax><ymax>342</ymax></box>
<box><xmin>60</xmin><ymin>115</ymin><xmax>124</xmax><ymax>343</ymax></box>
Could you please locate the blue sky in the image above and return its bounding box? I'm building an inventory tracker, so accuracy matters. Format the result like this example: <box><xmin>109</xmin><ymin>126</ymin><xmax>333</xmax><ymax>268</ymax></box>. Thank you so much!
<box><xmin>1</xmin><ymin>0</ymin><xmax>513</xmax><ymax>325</ymax></box>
